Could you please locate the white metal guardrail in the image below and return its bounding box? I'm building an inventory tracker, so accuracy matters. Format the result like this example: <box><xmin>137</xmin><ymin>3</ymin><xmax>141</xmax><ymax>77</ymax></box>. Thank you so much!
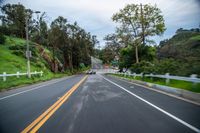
<box><xmin>0</xmin><ymin>71</ymin><xmax>43</xmax><ymax>81</ymax></box>
<box><xmin>113</xmin><ymin>72</ymin><xmax>200</xmax><ymax>84</ymax></box>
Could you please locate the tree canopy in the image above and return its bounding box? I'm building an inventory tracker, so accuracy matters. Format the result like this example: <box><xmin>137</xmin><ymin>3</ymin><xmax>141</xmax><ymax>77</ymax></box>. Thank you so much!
<box><xmin>0</xmin><ymin>3</ymin><xmax>98</xmax><ymax>72</ymax></box>
<box><xmin>112</xmin><ymin>3</ymin><xmax>166</xmax><ymax>63</ymax></box>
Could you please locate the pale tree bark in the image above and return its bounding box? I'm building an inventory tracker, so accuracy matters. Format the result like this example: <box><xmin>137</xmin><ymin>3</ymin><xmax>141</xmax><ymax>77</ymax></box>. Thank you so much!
<box><xmin>135</xmin><ymin>45</ymin><xmax>139</xmax><ymax>63</ymax></box>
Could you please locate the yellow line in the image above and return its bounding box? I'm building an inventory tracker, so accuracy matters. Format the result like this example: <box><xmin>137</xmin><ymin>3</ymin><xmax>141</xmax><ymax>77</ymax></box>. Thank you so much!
<box><xmin>21</xmin><ymin>75</ymin><xmax>88</xmax><ymax>133</ymax></box>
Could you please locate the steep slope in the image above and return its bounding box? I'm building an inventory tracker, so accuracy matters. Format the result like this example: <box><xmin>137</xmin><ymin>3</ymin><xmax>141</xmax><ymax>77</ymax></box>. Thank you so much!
<box><xmin>0</xmin><ymin>36</ymin><xmax>63</xmax><ymax>90</ymax></box>
<box><xmin>158</xmin><ymin>30</ymin><xmax>200</xmax><ymax>60</ymax></box>
<box><xmin>157</xmin><ymin>29</ymin><xmax>200</xmax><ymax>76</ymax></box>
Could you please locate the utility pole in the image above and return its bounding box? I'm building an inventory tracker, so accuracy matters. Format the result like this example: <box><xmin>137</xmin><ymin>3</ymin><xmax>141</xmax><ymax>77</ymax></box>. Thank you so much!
<box><xmin>25</xmin><ymin>16</ymin><xmax>31</xmax><ymax>78</ymax></box>
<box><xmin>25</xmin><ymin>11</ymin><xmax>40</xmax><ymax>78</ymax></box>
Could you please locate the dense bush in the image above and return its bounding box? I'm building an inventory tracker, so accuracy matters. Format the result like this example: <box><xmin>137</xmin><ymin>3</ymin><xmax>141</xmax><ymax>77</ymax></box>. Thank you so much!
<box><xmin>130</xmin><ymin>58</ymin><xmax>200</xmax><ymax>77</ymax></box>
<box><xmin>9</xmin><ymin>45</ymin><xmax>25</xmax><ymax>50</ymax></box>
<box><xmin>0</xmin><ymin>26</ymin><xmax>11</xmax><ymax>36</ymax></box>
<box><xmin>130</xmin><ymin>61</ymin><xmax>155</xmax><ymax>74</ymax></box>
<box><xmin>11</xmin><ymin>50</ymin><xmax>24</xmax><ymax>57</ymax></box>
<box><xmin>0</xmin><ymin>33</ymin><xmax>6</xmax><ymax>44</ymax></box>
<box><xmin>153</xmin><ymin>58</ymin><xmax>181</xmax><ymax>75</ymax></box>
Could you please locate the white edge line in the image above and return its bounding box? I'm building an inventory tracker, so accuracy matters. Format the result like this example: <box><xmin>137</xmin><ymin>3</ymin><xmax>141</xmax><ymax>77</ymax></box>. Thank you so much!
<box><xmin>99</xmin><ymin>74</ymin><xmax>200</xmax><ymax>133</ymax></box>
<box><xmin>109</xmin><ymin>75</ymin><xmax>200</xmax><ymax>106</ymax></box>
<box><xmin>0</xmin><ymin>76</ymin><xmax>73</xmax><ymax>101</ymax></box>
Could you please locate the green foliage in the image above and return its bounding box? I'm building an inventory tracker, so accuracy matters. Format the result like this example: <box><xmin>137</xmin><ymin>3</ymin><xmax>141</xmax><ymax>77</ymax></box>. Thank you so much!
<box><xmin>0</xmin><ymin>36</ymin><xmax>48</xmax><ymax>74</ymax></box>
<box><xmin>190</xmin><ymin>35</ymin><xmax>200</xmax><ymax>41</ymax></box>
<box><xmin>112</xmin><ymin>3</ymin><xmax>166</xmax><ymax>38</ymax></box>
<box><xmin>130</xmin><ymin>61</ymin><xmax>155</xmax><ymax>74</ymax></box>
<box><xmin>140</xmin><ymin>45</ymin><xmax>156</xmax><ymax>61</ymax></box>
<box><xmin>119</xmin><ymin>45</ymin><xmax>134</xmax><ymax>69</ymax></box>
<box><xmin>30</xmin><ymin>12</ymin><xmax>48</xmax><ymax>46</ymax></box>
<box><xmin>8</xmin><ymin>45</ymin><xmax>25</xmax><ymax>50</ymax></box>
<box><xmin>79</xmin><ymin>63</ymin><xmax>85</xmax><ymax>68</ymax></box>
<box><xmin>100</xmin><ymin>34</ymin><xmax>122</xmax><ymax>64</ymax></box>
<box><xmin>1</xmin><ymin>3</ymin><xmax>97</xmax><ymax>73</ymax></box>
<box><xmin>118</xmin><ymin>44</ymin><xmax>156</xmax><ymax>69</ymax></box>
<box><xmin>0</xmin><ymin>36</ymin><xmax>89</xmax><ymax>90</ymax></box>
<box><xmin>0</xmin><ymin>3</ymin><xmax>32</xmax><ymax>38</ymax></box>
<box><xmin>112</xmin><ymin>3</ymin><xmax>166</xmax><ymax>63</ymax></box>
<box><xmin>0</xmin><ymin>33</ymin><xmax>6</xmax><ymax>44</ymax></box>
<box><xmin>153</xmin><ymin>58</ymin><xmax>181</xmax><ymax>75</ymax></box>
<box><xmin>157</xmin><ymin>29</ymin><xmax>200</xmax><ymax>76</ymax></box>
<box><xmin>48</xmin><ymin>17</ymin><xmax>96</xmax><ymax>71</ymax></box>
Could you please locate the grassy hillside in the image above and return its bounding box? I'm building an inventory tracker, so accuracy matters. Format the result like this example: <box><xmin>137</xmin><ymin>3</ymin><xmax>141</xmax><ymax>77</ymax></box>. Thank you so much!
<box><xmin>158</xmin><ymin>30</ymin><xmax>200</xmax><ymax>60</ymax></box>
<box><xmin>157</xmin><ymin>30</ymin><xmax>200</xmax><ymax>76</ymax></box>
<box><xmin>0</xmin><ymin>36</ymin><xmax>67</xmax><ymax>90</ymax></box>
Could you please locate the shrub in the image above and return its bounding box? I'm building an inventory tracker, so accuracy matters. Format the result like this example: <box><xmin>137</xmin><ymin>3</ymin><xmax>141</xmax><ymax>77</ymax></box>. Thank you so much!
<box><xmin>154</xmin><ymin>58</ymin><xmax>181</xmax><ymax>75</ymax></box>
<box><xmin>0</xmin><ymin>33</ymin><xmax>6</xmax><ymax>44</ymax></box>
<box><xmin>130</xmin><ymin>61</ymin><xmax>155</xmax><ymax>74</ymax></box>
<box><xmin>11</xmin><ymin>50</ymin><xmax>24</xmax><ymax>57</ymax></box>
<box><xmin>9</xmin><ymin>45</ymin><xmax>25</xmax><ymax>50</ymax></box>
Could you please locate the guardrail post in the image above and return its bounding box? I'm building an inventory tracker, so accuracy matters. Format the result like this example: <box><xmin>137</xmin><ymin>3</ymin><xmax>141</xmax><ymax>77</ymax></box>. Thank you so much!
<box><xmin>40</xmin><ymin>71</ymin><xmax>43</xmax><ymax>76</ymax></box>
<box><xmin>17</xmin><ymin>72</ymin><xmax>19</xmax><ymax>78</ymax></box>
<box><xmin>141</xmin><ymin>73</ymin><xmax>144</xmax><ymax>80</ymax></box>
<box><xmin>165</xmin><ymin>73</ymin><xmax>170</xmax><ymax>85</ymax></box>
<box><xmin>190</xmin><ymin>74</ymin><xmax>197</xmax><ymax>86</ymax></box>
<box><xmin>150</xmin><ymin>73</ymin><xmax>153</xmax><ymax>81</ymax></box>
<box><xmin>3</xmin><ymin>72</ymin><xmax>6</xmax><ymax>81</ymax></box>
<box><xmin>34</xmin><ymin>71</ymin><xmax>37</xmax><ymax>76</ymax></box>
<box><xmin>133</xmin><ymin>73</ymin><xmax>136</xmax><ymax>79</ymax></box>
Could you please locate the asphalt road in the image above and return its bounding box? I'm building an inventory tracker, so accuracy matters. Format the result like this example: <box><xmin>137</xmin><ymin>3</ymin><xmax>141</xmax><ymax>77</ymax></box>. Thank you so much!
<box><xmin>0</xmin><ymin>74</ymin><xmax>200</xmax><ymax>133</ymax></box>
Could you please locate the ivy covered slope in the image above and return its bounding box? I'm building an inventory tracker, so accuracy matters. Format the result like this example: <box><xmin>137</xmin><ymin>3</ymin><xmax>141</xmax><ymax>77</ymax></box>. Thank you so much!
<box><xmin>0</xmin><ymin>36</ymin><xmax>64</xmax><ymax>90</ymax></box>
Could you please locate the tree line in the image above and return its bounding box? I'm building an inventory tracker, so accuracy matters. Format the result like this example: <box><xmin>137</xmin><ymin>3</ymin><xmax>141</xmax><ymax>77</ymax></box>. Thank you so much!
<box><xmin>100</xmin><ymin>3</ymin><xmax>200</xmax><ymax>76</ymax></box>
<box><xmin>0</xmin><ymin>3</ymin><xmax>98</xmax><ymax>72</ymax></box>
<box><xmin>100</xmin><ymin>3</ymin><xmax>165</xmax><ymax>69</ymax></box>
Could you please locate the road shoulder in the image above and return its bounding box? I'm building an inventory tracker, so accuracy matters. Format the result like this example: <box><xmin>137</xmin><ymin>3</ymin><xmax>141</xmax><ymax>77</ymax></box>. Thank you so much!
<box><xmin>107</xmin><ymin>74</ymin><xmax>200</xmax><ymax>106</ymax></box>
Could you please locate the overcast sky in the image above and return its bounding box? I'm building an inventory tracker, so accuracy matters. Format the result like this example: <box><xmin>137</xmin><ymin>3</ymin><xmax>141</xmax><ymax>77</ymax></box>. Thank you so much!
<box><xmin>2</xmin><ymin>0</ymin><xmax>200</xmax><ymax>47</ymax></box>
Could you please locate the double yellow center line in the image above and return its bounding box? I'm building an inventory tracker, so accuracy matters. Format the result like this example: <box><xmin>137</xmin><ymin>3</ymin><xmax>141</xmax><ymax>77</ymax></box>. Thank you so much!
<box><xmin>21</xmin><ymin>75</ymin><xmax>88</xmax><ymax>133</ymax></box>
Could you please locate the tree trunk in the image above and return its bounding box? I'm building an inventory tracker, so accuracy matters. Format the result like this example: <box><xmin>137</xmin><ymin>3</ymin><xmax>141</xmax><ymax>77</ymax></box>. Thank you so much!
<box><xmin>52</xmin><ymin>46</ymin><xmax>56</xmax><ymax>73</ymax></box>
<box><xmin>63</xmin><ymin>51</ymin><xmax>70</xmax><ymax>70</ymax></box>
<box><xmin>70</xmin><ymin>52</ymin><xmax>73</xmax><ymax>71</ymax></box>
<box><xmin>135</xmin><ymin>45</ymin><xmax>139</xmax><ymax>63</ymax></box>
<box><xmin>67</xmin><ymin>53</ymin><xmax>72</xmax><ymax>72</ymax></box>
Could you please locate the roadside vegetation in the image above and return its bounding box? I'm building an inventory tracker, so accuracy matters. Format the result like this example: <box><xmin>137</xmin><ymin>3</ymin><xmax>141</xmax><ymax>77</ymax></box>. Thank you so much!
<box><xmin>99</xmin><ymin>4</ymin><xmax>200</xmax><ymax>77</ymax></box>
<box><xmin>109</xmin><ymin>73</ymin><xmax>200</xmax><ymax>93</ymax></box>
<box><xmin>100</xmin><ymin>3</ymin><xmax>200</xmax><ymax>91</ymax></box>
<box><xmin>0</xmin><ymin>3</ymin><xmax>94</xmax><ymax>90</ymax></box>
<box><xmin>0</xmin><ymin>36</ymin><xmax>89</xmax><ymax>90</ymax></box>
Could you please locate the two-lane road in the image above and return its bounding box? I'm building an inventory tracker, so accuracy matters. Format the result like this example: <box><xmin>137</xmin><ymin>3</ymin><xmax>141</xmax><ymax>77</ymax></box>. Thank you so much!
<box><xmin>0</xmin><ymin>74</ymin><xmax>200</xmax><ymax>133</ymax></box>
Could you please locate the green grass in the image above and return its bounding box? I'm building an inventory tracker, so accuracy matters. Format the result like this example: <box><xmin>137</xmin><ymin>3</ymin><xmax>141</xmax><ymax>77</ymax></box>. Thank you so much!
<box><xmin>109</xmin><ymin>73</ymin><xmax>200</xmax><ymax>93</ymax></box>
<box><xmin>190</xmin><ymin>35</ymin><xmax>200</xmax><ymax>41</ymax></box>
<box><xmin>0</xmin><ymin>36</ymin><xmax>72</xmax><ymax>90</ymax></box>
<box><xmin>0</xmin><ymin>73</ymin><xmax>63</xmax><ymax>90</ymax></box>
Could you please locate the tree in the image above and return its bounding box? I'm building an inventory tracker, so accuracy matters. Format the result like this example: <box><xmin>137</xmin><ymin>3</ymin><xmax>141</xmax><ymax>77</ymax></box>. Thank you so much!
<box><xmin>0</xmin><ymin>3</ymin><xmax>33</xmax><ymax>38</ymax></box>
<box><xmin>31</xmin><ymin>12</ymin><xmax>48</xmax><ymax>46</ymax></box>
<box><xmin>48</xmin><ymin>16</ymin><xmax>69</xmax><ymax>72</ymax></box>
<box><xmin>104</xmin><ymin>34</ymin><xmax>122</xmax><ymax>56</ymax></box>
<box><xmin>101</xmin><ymin>45</ymin><xmax>116</xmax><ymax>64</ymax></box>
<box><xmin>48</xmin><ymin>17</ymin><xmax>96</xmax><ymax>71</ymax></box>
<box><xmin>112</xmin><ymin>3</ymin><xmax>166</xmax><ymax>63</ymax></box>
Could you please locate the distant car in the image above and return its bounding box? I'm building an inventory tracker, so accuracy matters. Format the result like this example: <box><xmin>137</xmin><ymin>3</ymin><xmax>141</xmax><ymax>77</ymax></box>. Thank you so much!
<box><xmin>92</xmin><ymin>71</ymin><xmax>96</xmax><ymax>74</ymax></box>
<box><xmin>86</xmin><ymin>70</ymin><xmax>96</xmax><ymax>74</ymax></box>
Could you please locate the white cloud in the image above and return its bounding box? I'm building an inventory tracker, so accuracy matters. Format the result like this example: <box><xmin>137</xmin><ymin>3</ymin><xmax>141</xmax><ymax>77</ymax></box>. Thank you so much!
<box><xmin>3</xmin><ymin>0</ymin><xmax>200</xmax><ymax>46</ymax></box>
